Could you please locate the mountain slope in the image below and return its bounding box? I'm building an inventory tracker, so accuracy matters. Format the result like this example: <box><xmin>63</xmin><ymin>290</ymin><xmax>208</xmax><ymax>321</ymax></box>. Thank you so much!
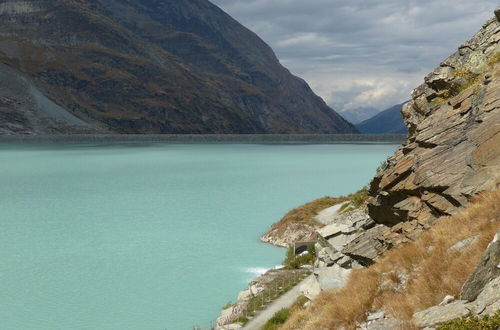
<box><xmin>339</xmin><ymin>107</ymin><xmax>379</xmax><ymax>124</ymax></box>
<box><xmin>0</xmin><ymin>0</ymin><xmax>357</xmax><ymax>134</ymax></box>
<box><xmin>355</xmin><ymin>103</ymin><xmax>408</xmax><ymax>134</ymax></box>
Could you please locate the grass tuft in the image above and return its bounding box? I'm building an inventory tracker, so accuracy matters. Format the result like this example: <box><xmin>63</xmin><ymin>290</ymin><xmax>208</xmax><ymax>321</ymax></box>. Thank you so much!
<box><xmin>263</xmin><ymin>308</ymin><xmax>291</xmax><ymax>330</ymax></box>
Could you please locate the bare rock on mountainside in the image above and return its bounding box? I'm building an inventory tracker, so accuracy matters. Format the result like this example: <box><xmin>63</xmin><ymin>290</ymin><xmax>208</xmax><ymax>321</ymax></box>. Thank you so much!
<box><xmin>461</xmin><ymin>230</ymin><xmax>500</xmax><ymax>301</ymax></box>
<box><xmin>368</xmin><ymin>13</ymin><xmax>500</xmax><ymax>228</ymax></box>
<box><xmin>0</xmin><ymin>0</ymin><xmax>356</xmax><ymax>134</ymax></box>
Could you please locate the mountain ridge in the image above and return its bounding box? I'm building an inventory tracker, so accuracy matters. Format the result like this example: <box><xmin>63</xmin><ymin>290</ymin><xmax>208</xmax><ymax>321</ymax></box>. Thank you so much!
<box><xmin>0</xmin><ymin>0</ymin><xmax>357</xmax><ymax>134</ymax></box>
<box><xmin>355</xmin><ymin>102</ymin><xmax>408</xmax><ymax>134</ymax></box>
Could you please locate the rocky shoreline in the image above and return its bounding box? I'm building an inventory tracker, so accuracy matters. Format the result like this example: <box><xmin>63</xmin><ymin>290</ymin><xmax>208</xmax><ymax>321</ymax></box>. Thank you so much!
<box><xmin>215</xmin><ymin>267</ymin><xmax>312</xmax><ymax>329</ymax></box>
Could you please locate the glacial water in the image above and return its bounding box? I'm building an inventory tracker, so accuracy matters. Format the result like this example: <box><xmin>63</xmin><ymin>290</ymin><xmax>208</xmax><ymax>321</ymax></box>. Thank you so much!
<box><xmin>0</xmin><ymin>142</ymin><xmax>398</xmax><ymax>329</ymax></box>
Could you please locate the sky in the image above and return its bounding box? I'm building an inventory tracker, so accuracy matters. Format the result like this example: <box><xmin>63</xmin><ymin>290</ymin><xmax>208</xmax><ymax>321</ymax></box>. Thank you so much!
<box><xmin>210</xmin><ymin>0</ymin><xmax>498</xmax><ymax>113</ymax></box>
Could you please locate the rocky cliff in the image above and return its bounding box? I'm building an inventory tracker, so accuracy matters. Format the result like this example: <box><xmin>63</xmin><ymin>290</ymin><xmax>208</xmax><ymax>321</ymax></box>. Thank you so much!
<box><xmin>0</xmin><ymin>0</ymin><xmax>356</xmax><ymax>134</ymax></box>
<box><xmin>368</xmin><ymin>12</ymin><xmax>499</xmax><ymax>230</ymax></box>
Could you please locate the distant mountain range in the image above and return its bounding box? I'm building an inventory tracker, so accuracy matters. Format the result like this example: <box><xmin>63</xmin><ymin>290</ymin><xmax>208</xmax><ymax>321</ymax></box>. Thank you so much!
<box><xmin>339</xmin><ymin>107</ymin><xmax>380</xmax><ymax>124</ymax></box>
<box><xmin>355</xmin><ymin>103</ymin><xmax>408</xmax><ymax>134</ymax></box>
<box><xmin>0</xmin><ymin>0</ymin><xmax>356</xmax><ymax>134</ymax></box>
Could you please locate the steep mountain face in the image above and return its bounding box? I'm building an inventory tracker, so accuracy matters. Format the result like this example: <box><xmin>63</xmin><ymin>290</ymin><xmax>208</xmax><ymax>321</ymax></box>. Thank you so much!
<box><xmin>368</xmin><ymin>11</ymin><xmax>499</xmax><ymax>228</ymax></box>
<box><xmin>0</xmin><ymin>0</ymin><xmax>356</xmax><ymax>134</ymax></box>
<box><xmin>355</xmin><ymin>103</ymin><xmax>408</xmax><ymax>134</ymax></box>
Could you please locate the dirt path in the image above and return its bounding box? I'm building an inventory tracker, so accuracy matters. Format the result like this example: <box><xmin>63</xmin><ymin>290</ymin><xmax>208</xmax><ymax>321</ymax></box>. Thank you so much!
<box><xmin>314</xmin><ymin>202</ymin><xmax>349</xmax><ymax>225</ymax></box>
<box><xmin>243</xmin><ymin>275</ymin><xmax>313</xmax><ymax>329</ymax></box>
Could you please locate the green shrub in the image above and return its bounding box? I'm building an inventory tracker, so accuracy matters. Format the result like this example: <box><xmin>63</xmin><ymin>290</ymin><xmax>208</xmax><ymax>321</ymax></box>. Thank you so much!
<box><xmin>263</xmin><ymin>308</ymin><xmax>290</xmax><ymax>330</ymax></box>
<box><xmin>284</xmin><ymin>245</ymin><xmax>316</xmax><ymax>269</ymax></box>
<box><xmin>437</xmin><ymin>311</ymin><xmax>500</xmax><ymax>330</ymax></box>
<box><xmin>351</xmin><ymin>187</ymin><xmax>369</xmax><ymax>208</ymax></box>
<box><xmin>294</xmin><ymin>295</ymin><xmax>310</xmax><ymax>308</ymax></box>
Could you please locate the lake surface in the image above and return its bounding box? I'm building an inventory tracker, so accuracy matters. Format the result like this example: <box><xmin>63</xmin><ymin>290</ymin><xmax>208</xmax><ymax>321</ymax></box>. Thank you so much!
<box><xmin>0</xmin><ymin>142</ymin><xmax>398</xmax><ymax>329</ymax></box>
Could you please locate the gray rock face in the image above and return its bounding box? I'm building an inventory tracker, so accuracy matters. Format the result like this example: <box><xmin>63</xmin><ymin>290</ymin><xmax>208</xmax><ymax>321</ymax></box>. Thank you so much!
<box><xmin>315</xmin><ymin>206</ymin><xmax>382</xmax><ymax>268</ymax></box>
<box><xmin>359</xmin><ymin>317</ymin><xmax>401</xmax><ymax>330</ymax></box>
<box><xmin>461</xmin><ymin>231</ymin><xmax>500</xmax><ymax>301</ymax></box>
<box><xmin>413</xmin><ymin>276</ymin><xmax>500</xmax><ymax>328</ymax></box>
<box><xmin>468</xmin><ymin>275</ymin><xmax>500</xmax><ymax>316</ymax></box>
<box><xmin>0</xmin><ymin>0</ymin><xmax>357</xmax><ymax>134</ymax></box>
<box><xmin>341</xmin><ymin>225</ymin><xmax>390</xmax><ymax>266</ymax></box>
<box><xmin>313</xmin><ymin>264</ymin><xmax>351</xmax><ymax>291</ymax></box>
<box><xmin>413</xmin><ymin>301</ymin><xmax>470</xmax><ymax>328</ymax></box>
<box><xmin>368</xmin><ymin>12</ymin><xmax>500</xmax><ymax>229</ymax></box>
<box><xmin>0</xmin><ymin>64</ymin><xmax>103</xmax><ymax>134</ymax></box>
<box><xmin>448</xmin><ymin>235</ymin><xmax>479</xmax><ymax>253</ymax></box>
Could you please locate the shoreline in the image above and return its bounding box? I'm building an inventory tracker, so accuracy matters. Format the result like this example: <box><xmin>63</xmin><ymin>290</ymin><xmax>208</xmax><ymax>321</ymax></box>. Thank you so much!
<box><xmin>0</xmin><ymin>134</ymin><xmax>407</xmax><ymax>144</ymax></box>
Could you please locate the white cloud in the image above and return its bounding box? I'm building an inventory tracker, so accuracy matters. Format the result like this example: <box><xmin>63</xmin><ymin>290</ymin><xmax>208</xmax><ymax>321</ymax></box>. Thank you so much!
<box><xmin>211</xmin><ymin>0</ymin><xmax>498</xmax><ymax>111</ymax></box>
<box><xmin>276</xmin><ymin>32</ymin><xmax>332</xmax><ymax>48</ymax></box>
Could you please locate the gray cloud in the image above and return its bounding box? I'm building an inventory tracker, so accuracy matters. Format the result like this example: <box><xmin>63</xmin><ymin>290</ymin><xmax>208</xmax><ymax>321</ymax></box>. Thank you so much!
<box><xmin>211</xmin><ymin>0</ymin><xmax>497</xmax><ymax>112</ymax></box>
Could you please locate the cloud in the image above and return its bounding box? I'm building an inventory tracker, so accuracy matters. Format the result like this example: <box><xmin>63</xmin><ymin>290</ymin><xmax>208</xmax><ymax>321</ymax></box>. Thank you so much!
<box><xmin>211</xmin><ymin>0</ymin><xmax>497</xmax><ymax>111</ymax></box>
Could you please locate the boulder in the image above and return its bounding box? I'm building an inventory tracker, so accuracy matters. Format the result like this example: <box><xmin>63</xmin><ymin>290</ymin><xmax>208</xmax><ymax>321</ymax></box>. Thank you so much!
<box><xmin>237</xmin><ymin>289</ymin><xmax>252</xmax><ymax>301</ymax></box>
<box><xmin>314</xmin><ymin>264</ymin><xmax>351</xmax><ymax>291</ymax></box>
<box><xmin>366</xmin><ymin>311</ymin><xmax>385</xmax><ymax>321</ymax></box>
<box><xmin>317</xmin><ymin>246</ymin><xmax>343</xmax><ymax>266</ymax></box>
<box><xmin>317</xmin><ymin>223</ymin><xmax>354</xmax><ymax>239</ymax></box>
<box><xmin>299</xmin><ymin>275</ymin><xmax>321</xmax><ymax>300</ymax></box>
<box><xmin>413</xmin><ymin>301</ymin><xmax>470</xmax><ymax>328</ymax></box>
<box><xmin>216</xmin><ymin>305</ymin><xmax>241</xmax><ymax>327</ymax></box>
<box><xmin>439</xmin><ymin>295</ymin><xmax>456</xmax><ymax>306</ymax></box>
<box><xmin>467</xmin><ymin>276</ymin><xmax>500</xmax><ymax>315</ymax></box>
<box><xmin>342</xmin><ymin>225</ymin><xmax>390</xmax><ymax>266</ymax></box>
<box><xmin>327</xmin><ymin>232</ymin><xmax>358</xmax><ymax>251</ymax></box>
<box><xmin>359</xmin><ymin>317</ymin><xmax>402</xmax><ymax>330</ymax></box>
<box><xmin>461</xmin><ymin>230</ymin><xmax>500</xmax><ymax>301</ymax></box>
<box><xmin>412</xmin><ymin>276</ymin><xmax>500</xmax><ymax>328</ymax></box>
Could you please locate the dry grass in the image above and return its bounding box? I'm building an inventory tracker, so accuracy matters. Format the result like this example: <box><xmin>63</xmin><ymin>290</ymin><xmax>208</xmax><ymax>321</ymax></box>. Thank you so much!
<box><xmin>268</xmin><ymin>196</ymin><xmax>351</xmax><ymax>237</ymax></box>
<box><xmin>282</xmin><ymin>190</ymin><xmax>500</xmax><ymax>330</ymax></box>
<box><xmin>268</xmin><ymin>188</ymin><xmax>371</xmax><ymax>239</ymax></box>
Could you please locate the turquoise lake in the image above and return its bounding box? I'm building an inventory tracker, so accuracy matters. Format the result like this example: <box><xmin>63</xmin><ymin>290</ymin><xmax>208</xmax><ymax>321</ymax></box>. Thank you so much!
<box><xmin>0</xmin><ymin>142</ymin><xmax>399</xmax><ymax>329</ymax></box>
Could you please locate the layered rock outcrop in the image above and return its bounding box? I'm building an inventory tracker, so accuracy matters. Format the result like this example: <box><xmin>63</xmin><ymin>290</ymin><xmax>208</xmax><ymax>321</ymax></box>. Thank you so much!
<box><xmin>297</xmin><ymin>9</ymin><xmax>500</xmax><ymax>307</ymax></box>
<box><xmin>0</xmin><ymin>0</ymin><xmax>356</xmax><ymax>134</ymax></box>
<box><xmin>368</xmin><ymin>12</ymin><xmax>500</xmax><ymax>231</ymax></box>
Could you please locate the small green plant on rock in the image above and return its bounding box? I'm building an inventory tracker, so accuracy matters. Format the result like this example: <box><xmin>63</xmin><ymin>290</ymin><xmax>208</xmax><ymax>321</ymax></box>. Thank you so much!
<box><xmin>351</xmin><ymin>186</ymin><xmax>369</xmax><ymax>208</ymax></box>
<box><xmin>221</xmin><ymin>301</ymin><xmax>233</xmax><ymax>310</ymax></box>
<box><xmin>437</xmin><ymin>310</ymin><xmax>500</xmax><ymax>330</ymax></box>
<box><xmin>431</xmin><ymin>97</ymin><xmax>446</xmax><ymax>106</ymax></box>
<box><xmin>376</xmin><ymin>159</ymin><xmax>389</xmax><ymax>174</ymax></box>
